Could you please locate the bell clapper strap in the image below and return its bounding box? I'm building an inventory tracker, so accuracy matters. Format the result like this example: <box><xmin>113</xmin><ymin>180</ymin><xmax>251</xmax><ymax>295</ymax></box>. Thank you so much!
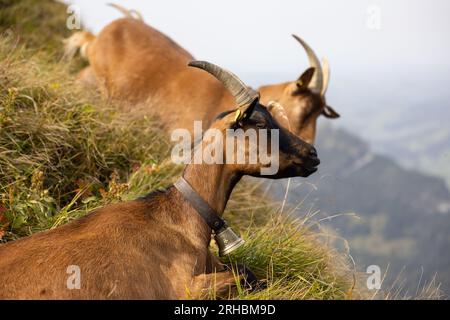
<box><xmin>174</xmin><ymin>177</ymin><xmax>244</xmax><ymax>256</ymax></box>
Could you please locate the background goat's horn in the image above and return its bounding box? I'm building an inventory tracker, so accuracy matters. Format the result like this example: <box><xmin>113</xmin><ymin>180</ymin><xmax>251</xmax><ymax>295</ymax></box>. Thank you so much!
<box><xmin>188</xmin><ymin>60</ymin><xmax>259</xmax><ymax>107</ymax></box>
<box><xmin>292</xmin><ymin>34</ymin><xmax>324</xmax><ymax>95</ymax></box>
<box><xmin>108</xmin><ymin>3</ymin><xmax>133</xmax><ymax>18</ymax></box>
<box><xmin>321</xmin><ymin>57</ymin><xmax>330</xmax><ymax>96</ymax></box>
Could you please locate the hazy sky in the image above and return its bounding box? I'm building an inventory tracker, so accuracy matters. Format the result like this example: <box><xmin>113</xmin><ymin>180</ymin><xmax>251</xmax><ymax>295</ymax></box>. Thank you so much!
<box><xmin>64</xmin><ymin>0</ymin><xmax>450</xmax><ymax>132</ymax></box>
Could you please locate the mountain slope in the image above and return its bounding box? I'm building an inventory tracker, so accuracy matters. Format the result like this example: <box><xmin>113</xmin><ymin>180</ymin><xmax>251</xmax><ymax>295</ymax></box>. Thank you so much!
<box><xmin>269</xmin><ymin>125</ymin><xmax>450</xmax><ymax>295</ymax></box>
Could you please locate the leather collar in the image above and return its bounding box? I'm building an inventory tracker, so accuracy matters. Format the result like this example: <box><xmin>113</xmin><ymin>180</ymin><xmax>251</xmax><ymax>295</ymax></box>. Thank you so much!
<box><xmin>174</xmin><ymin>177</ymin><xmax>226</xmax><ymax>232</ymax></box>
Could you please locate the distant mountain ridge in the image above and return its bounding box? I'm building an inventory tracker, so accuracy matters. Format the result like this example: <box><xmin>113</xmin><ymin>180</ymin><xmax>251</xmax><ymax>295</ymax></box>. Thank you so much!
<box><xmin>336</xmin><ymin>97</ymin><xmax>450</xmax><ymax>189</ymax></box>
<box><xmin>268</xmin><ymin>125</ymin><xmax>450</xmax><ymax>295</ymax></box>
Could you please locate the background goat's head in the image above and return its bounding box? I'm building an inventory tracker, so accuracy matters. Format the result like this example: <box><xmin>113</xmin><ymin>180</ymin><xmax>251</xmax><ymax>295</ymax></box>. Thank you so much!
<box><xmin>261</xmin><ymin>35</ymin><xmax>340</xmax><ymax>145</ymax></box>
<box><xmin>189</xmin><ymin>61</ymin><xmax>320</xmax><ymax>179</ymax></box>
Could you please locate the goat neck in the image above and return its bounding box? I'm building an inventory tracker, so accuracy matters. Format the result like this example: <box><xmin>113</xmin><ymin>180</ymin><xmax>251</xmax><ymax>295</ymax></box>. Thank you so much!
<box><xmin>182</xmin><ymin>162</ymin><xmax>241</xmax><ymax>219</ymax></box>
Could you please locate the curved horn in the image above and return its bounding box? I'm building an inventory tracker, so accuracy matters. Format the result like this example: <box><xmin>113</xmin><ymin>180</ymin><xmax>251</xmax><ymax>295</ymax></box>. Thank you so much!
<box><xmin>188</xmin><ymin>60</ymin><xmax>259</xmax><ymax>107</ymax></box>
<box><xmin>321</xmin><ymin>57</ymin><xmax>330</xmax><ymax>96</ymax></box>
<box><xmin>292</xmin><ymin>34</ymin><xmax>323</xmax><ymax>94</ymax></box>
<box><xmin>267</xmin><ymin>101</ymin><xmax>291</xmax><ymax>131</ymax></box>
<box><xmin>129</xmin><ymin>9</ymin><xmax>144</xmax><ymax>21</ymax></box>
<box><xmin>108</xmin><ymin>3</ymin><xmax>143</xmax><ymax>20</ymax></box>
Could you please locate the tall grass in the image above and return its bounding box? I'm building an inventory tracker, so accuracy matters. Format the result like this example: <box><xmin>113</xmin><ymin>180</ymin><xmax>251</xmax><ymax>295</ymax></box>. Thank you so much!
<box><xmin>0</xmin><ymin>0</ymin><xmax>71</xmax><ymax>55</ymax></box>
<box><xmin>0</xmin><ymin>36</ymin><xmax>172</xmax><ymax>239</ymax></box>
<box><xmin>223</xmin><ymin>215</ymin><xmax>353</xmax><ymax>299</ymax></box>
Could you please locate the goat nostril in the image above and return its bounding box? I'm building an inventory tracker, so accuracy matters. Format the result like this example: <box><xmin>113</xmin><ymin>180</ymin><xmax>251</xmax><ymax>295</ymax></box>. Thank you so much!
<box><xmin>309</xmin><ymin>147</ymin><xmax>318</xmax><ymax>158</ymax></box>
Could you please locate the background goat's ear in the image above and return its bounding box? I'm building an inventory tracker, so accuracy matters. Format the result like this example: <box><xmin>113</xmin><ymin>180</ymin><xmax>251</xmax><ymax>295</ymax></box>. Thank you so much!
<box><xmin>322</xmin><ymin>105</ymin><xmax>340</xmax><ymax>118</ymax></box>
<box><xmin>296</xmin><ymin>67</ymin><xmax>315</xmax><ymax>89</ymax></box>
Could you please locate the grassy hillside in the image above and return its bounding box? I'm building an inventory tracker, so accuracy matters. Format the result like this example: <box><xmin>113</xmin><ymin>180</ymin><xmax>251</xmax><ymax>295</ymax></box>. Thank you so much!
<box><xmin>0</xmin><ymin>0</ymin><xmax>362</xmax><ymax>299</ymax></box>
<box><xmin>0</xmin><ymin>0</ymin><xmax>71</xmax><ymax>55</ymax></box>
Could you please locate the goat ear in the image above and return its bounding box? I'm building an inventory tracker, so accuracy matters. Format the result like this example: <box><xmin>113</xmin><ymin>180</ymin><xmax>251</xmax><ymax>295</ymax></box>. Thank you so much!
<box><xmin>296</xmin><ymin>67</ymin><xmax>315</xmax><ymax>89</ymax></box>
<box><xmin>235</xmin><ymin>98</ymin><xmax>258</xmax><ymax>122</ymax></box>
<box><xmin>322</xmin><ymin>105</ymin><xmax>340</xmax><ymax>118</ymax></box>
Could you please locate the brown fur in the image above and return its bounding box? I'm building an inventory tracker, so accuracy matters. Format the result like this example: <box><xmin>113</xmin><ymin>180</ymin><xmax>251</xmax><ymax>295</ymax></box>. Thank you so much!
<box><xmin>0</xmin><ymin>189</ymin><xmax>225</xmax><ymax>299</ymax></box>
<box><xmin>76</xmin><ymin>66</ymin><xmax>97</xmax><ymax>88</ymax></box>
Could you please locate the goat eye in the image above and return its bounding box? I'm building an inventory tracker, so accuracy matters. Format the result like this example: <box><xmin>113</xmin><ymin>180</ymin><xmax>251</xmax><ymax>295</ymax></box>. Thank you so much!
<box><xmin>256</xmin><ymin>123</ymin><xmax>267</xmax><ymax>129</ymax></box>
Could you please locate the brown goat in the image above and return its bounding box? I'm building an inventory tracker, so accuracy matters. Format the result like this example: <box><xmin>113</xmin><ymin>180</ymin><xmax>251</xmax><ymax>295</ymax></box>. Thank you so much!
<box><xmin>0</xmin><ymin>61</ymin><xmax>319</xmax><ymax>299</ymax></box>
<box><xmin>67</xmin><ymin>6</ymin><xmax>339</xmax><ymax>144</ymax></box>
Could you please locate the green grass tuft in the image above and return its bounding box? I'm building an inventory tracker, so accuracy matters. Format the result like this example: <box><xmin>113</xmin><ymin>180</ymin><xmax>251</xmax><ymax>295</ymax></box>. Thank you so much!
<box><xmin>223</xmin><ymin>215</ymin><xmax>354</xmax><ymax>299</ymax></box>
